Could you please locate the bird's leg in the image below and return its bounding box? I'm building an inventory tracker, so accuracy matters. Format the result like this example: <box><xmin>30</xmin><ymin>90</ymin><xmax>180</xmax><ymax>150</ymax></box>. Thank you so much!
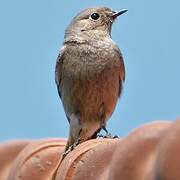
<box><xmin>61</xmin><ymin>145</ymin><xmax>73</xmax><ymax>160</ymax></box>
<box><xmin>62</xmin><ymin>113</ymin><xmax>82</xmax><ymax>159</ymax></box>
<box><xmin>61</xmin><ymin>137</ymin><xmax>81</xmax><ymax>160</ymax></box>
<box><xmin>101</xmin><ymin>125</ymin><xmax>119</xmax><ymax>139</ymax></box>
<box><xmin>98</xmin><ymin>104</ymin><xmax>119</xmax><ymax>138</ymax></box>
<box><xmin>73</xmin><ymin>136</ymin><xmax>81</xmax><ymax>147</ymax></box>
<box><xmin>102</xmin><ymin>126</ymin><xmax>112</xmax><ymax>138</ymax></box>
<box><xmin>97</xmin><ymin>126</ymin><xmax>108</xmax><ymax>138</ymax></box>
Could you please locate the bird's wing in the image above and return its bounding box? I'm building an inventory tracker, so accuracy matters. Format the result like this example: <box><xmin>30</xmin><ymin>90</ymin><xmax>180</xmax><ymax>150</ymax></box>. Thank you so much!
<box><xmin>55</xmin><ymin>45</ymin><xmax>66</xmax><ymax>98</ymax></box>
<box><xmin>114</xmin><ymin>46</ymin><xmax>126</xmax><ymax>82</ymax></box>
<box><xmin>119</xmin><ymin>54</ymin><xmax>126</xmax><ymax>82</ymax></box>
<box><xmin>114</xmin><ymin>46</ymin><xmax>126</xmax><ymax>97</ymax></box>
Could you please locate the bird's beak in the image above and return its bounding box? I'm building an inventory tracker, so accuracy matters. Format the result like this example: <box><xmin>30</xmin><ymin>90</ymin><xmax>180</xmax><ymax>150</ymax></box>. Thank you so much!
<box><xmin>111</xmin><ymin>9</ymin><xmax>128</xmax><ymax>19</ymax></box>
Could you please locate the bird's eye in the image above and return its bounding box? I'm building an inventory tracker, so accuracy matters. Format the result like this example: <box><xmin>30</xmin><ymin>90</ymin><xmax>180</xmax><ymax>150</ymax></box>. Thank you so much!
<box><xmin>90</xmin><ymin>13</ymin><xmax>100</xmax><ymax>20</ymax></box>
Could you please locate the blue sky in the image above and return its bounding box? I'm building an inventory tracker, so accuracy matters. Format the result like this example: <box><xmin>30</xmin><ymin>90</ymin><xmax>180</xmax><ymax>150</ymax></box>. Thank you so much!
<box><xmin>0</xmin><ymin>0</ymin><xmax>179</xmax><ymax>142</ymax></box>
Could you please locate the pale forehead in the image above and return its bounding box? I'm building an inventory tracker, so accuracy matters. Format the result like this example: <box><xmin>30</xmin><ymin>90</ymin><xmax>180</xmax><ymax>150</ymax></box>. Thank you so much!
<box><xmin>74</xmin><ymin>7</ymin><xmax>113</xmax><ymax>20</ymax></box>
<box><xmin>81</xmin><ymin>7</ymin><xmax>113</xmax><ymax>14</ymax></box>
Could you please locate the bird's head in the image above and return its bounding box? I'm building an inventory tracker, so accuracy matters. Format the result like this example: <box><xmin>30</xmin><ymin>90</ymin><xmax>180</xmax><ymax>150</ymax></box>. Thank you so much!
<box><xmin>64</xmin><ymin>7</ymin><xmax>127</xmax><ymax>43</ymax></box>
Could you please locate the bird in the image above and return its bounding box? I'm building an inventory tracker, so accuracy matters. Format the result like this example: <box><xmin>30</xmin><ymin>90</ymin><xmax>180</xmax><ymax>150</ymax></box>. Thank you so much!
<box><xmin>55</xmin><ymin>7</ymin><xmax>127</xmax><ymax>153</ymax></box>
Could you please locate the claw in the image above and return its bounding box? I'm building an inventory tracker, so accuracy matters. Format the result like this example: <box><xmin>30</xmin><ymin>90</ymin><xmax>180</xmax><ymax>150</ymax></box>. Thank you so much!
<box><xmin>61</xmin><ymin>145</ymin><xmax>73</xmax><ymax>160</ymax></box>
<box><xmin>103</xmin><ymin>132</ymin><xmax>113</xmax><ymax>138</ymax></box>
<box><xmin>101</xmin><ymin>133</ymin><xmax>119</xmax><ymax>139</ymax></box>
<box><xmin>113</xmin><ymin>135</ymin><xmax>119</xmax><ymax>139</ymax></box>
<box><xmin>97</xmin><ymin>134</ymin><xmax>104</xmax><ymax>138</ymax></box>
<box><xmin>61</xmin><ymin>138</ymin><xmax>81</xmax><ymax>160</ymax></box>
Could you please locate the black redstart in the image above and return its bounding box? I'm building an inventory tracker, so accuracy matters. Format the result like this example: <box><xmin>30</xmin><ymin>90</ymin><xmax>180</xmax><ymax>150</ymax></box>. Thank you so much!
<box><xmin>55</xmin><ymin>7</ymin><xmax>127</xmax><ymax>152</ymax></box>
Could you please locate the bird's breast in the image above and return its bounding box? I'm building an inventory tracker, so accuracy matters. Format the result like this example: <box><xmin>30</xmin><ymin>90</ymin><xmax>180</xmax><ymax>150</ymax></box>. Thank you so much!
<box><xmin>63</xmin><ymin>42</ymin><xmax>120</xmax><ymax>79</ymax></box>
<box><xmin>61</xmin><ymin>42</ymin><xmax>120</xmax><ymax>119</ymax></box>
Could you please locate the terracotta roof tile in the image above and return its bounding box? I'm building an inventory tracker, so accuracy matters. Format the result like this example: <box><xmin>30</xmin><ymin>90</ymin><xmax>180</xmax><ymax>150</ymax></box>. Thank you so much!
<box><xmin>0</xmin><ymin>120</ymin><xmax>180</xmax><ymax>179</ymax></box>
<box><xmin>7</xmin><ymin>138</ymin><xmax>66</xmax><ymax>180</ymax></box>
<box><xmin>0</xmin><ymin>140</ymin><xmax>30</xmax><ymax>180</ymax></box>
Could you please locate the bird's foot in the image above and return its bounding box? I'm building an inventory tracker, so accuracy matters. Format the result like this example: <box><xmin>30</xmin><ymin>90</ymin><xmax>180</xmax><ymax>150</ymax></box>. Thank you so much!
<box><xmin>97</xmin><ymin>133</ymin><xmax>119</xmax><ymax>139</ymax></box>
<box><xmin>97</xmin><ymin>134</ymin><xmax>103</xmax><ymax>138</ymax></box>
<box><xmin>99</xmin><ymin>126</ymin><xmax>119</xmax><ymax>139</ymax></box>
<box><xmin>61</xmin><ymin>144</ymin><xmax>74</xmax><ymax>160</ymax></box>
<box><xmin>112</xmin><ymin>135</ymin><xmax>119</xmax><ymax>139</ymax></box>
<box><xmin>61</xmin><ymin>138</ymin><xmax>81</xmax><ymax>160</ymax></box>
<box><xmin>98</xmin><ymin>133</ymin><xmax>119</xmax><ymax>139</ymax></box>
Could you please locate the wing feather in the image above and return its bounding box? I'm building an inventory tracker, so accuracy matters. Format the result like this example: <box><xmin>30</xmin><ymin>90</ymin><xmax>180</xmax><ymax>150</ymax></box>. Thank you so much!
<box><xmin>113</xmin><ymin>46</ymin><xmax>126</xmax><ymax>97</ymax></box>
<box><xmin>55</xmin><ymin>45</ymin><xmax>66</xmax><ymax>98</ymax></box>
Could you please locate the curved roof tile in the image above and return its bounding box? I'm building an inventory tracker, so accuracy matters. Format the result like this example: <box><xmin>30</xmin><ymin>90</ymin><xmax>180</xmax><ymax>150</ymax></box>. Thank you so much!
<box><xmin>0</xmin><ymin>120</ymin><xmax>179</xmax><ymax>180</ymax></box>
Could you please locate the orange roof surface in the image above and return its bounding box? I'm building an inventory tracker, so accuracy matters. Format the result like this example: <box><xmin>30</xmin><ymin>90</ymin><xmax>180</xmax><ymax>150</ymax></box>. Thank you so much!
<box><xmin>0</xmin><ymin>120</ymin><xmax>180</xmax><ymax>180</ymax></box>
